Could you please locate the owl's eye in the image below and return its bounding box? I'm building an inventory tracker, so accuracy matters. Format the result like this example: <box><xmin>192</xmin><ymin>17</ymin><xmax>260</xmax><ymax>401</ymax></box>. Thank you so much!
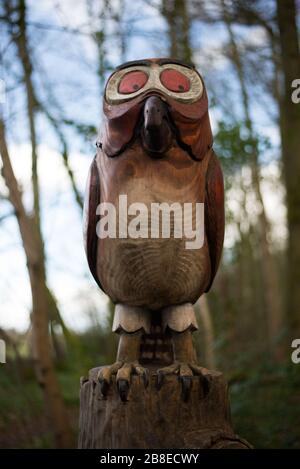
<box><xmin>118</xmin><ymin>70</ymin><xmax>148</xmax><ymax>94</ymax></box>
<box><xmin>160</xmin><ymin>69</ymin><xmax>190</xmax><ymax>93</ymax></box>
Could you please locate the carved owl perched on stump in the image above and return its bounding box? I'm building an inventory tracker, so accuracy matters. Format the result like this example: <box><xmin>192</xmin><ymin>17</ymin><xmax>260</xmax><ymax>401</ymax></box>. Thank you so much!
<box><xmin>84</xmin><ymin>58</ymin><xmax>224</xmax><ymax>402</ymax></box>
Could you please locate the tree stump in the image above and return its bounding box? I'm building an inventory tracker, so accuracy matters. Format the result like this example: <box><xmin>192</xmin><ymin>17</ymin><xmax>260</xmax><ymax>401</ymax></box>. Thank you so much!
<box><xmin>78</xmin><ymin>366</ymin><xmax>251</xmax><ymax>449</ymax></box>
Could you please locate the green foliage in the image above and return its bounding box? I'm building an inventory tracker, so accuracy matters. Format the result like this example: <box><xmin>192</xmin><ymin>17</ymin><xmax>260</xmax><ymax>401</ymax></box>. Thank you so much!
<box><xmin>0</xmin><ymin>323</ymin><xmax>118</xmax><ymax>448</ymax></box>
<box><xmin>214</xmin><ymin>120</ymin><xmax>271</xmax><ymax>178</ymax></box>
<box><xmin>230</xmin><ymin>363</ymin><xmax>300</xmax><ymax>449</ymax></box>
<box><xmin>0</xmin><ymin>360</ymin><xmax>46</xmax><ymax>448</ymax></box>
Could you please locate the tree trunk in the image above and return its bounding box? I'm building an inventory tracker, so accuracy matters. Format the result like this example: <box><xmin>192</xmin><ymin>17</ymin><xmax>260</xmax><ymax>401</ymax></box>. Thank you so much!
<box><xmin>276</xmin><ymin>0</ymin><xmax>300</xmax><ymax>338</ymax></box>
<box><xmin>11</xmin><ymin>0</ymin><xmax>41</xmax><ymax>230</ymax></box>
<box><xmin>221</xmin><ymin>0</ymin><xmax>283</xmax><ymax>358</ymax></box>
<box><xmin>161</xmin><ymin>0</ymin><xmax>193</xmax><ymax>63</ymax></box>
<box><xmin>79</xmin><ymin>366</ymin><xmax>251</xmax><ymax>449</ymax></box>
<box><xmin>79</xmin><ymin>323</ymin><xmax>251</xmax><ymax>449</ymax></box>
<box><xmin>0</xmin><ymin>119</ymin><xmax>72</xmax><ymax>448</ymax></box>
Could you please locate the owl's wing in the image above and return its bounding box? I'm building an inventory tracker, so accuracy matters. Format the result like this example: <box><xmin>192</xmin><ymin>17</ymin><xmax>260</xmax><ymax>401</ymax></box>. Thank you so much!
<box><xmin>83</xmin><ymin>155</ymin><xmax>104</xmax><ymax>291</ymax></box>
<box><xmin>204</xmin><ymin>151</ymin><xmax>225</xmax><ymax>292</ymax></box>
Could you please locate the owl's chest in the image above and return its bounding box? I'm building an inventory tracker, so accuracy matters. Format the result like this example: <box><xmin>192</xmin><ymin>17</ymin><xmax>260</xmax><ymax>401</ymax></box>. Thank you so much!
<box><xmin>98</xmin><ymin>144</ymin><xmax>207</xmax><ymax>206</ymax></box>
<box><xmin>96</xmin><ymin>147</ymin><xmax>211</xmax><ymax>309</ymax></box>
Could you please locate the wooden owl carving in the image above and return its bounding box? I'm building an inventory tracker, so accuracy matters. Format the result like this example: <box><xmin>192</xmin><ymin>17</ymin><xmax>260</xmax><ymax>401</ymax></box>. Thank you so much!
<box><xmin>83</xmin><ymin>58</ymin><xmax>224</xmax><ymax>402</ymax></box>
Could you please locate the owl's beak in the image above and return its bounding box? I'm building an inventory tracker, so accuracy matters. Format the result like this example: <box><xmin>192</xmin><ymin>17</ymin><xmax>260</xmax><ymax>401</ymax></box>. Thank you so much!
<box><xmin>141</xmin><ymin>96</ymin><xmax>172</xmax><ymax>155</ymax></box>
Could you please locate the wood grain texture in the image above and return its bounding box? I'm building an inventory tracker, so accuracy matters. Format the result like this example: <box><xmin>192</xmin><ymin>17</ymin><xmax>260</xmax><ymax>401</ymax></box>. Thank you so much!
<box><xmin>96</xmin><ymin>142</ymin><xmax>213</xmax><ymax>310</ymax></box>
<box><xmin>83</xmin><ymin>140</ymin><xmax>225</xmax><ymax>310</ymax></box>
<box><xmin>84</xmin><ymin>156</ymin><xmax>103</xmax><ymax>289</ymax></box>
<box><xmin>205</xmin><ymin>151</ymin><xmax>225</xmax><ymax>291</ymax></box>
<box><xmin>78</xmin><ymin>368</ymin><xmax>252</xmax><ymax>449</ymax></box>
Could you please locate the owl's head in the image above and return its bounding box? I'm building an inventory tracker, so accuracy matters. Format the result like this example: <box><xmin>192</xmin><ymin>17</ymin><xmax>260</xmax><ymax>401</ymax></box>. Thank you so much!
<box><xmin>99</xmin><ymin>58</ymin><xmax>212</xmax><ymax>160</ymax></box>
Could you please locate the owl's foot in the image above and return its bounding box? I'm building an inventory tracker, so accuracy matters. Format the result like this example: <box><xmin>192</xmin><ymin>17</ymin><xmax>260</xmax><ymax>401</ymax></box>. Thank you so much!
<box><xmin>156</xmin><ymin>362</ymin><xmax>209</xmax><ymax>402</ymax></box>
<box><xmin>97</xmin><ymin>361</ymin><xmax>149</xmax><ymax>402</ymax></box>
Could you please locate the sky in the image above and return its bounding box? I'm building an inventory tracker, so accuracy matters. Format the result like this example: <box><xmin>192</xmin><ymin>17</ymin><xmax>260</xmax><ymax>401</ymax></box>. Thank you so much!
<box><xmin>0</xmin><ymin>0</ymin><xmax>286</xmax><ymax>332</ymax></box>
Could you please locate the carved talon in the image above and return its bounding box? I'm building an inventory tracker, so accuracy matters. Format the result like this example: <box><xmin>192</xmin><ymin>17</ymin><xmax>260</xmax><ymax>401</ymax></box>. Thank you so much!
<box><xmin>117</xmin><ymin>379</ymin><xmax>130</xmax><ymax>402</ymax></box>
<box><xmin>179</xmin><ymin>375</ymin><xmax>193</xmax><ymax>402</ymax></box>
<box><xmin>189</xmin><ymin>364</ymin><xmax>210</xmax><ymax>396</ymax></box>
<box><xmin>156</xmin><ymin>362</ymin><xmax>210</xmax><ymax>401</ymax></box>
<box><xmin>97</xmin><ymin>361</ymin><xmax>123</xmax><ymax>398</ymax></box>
<box><xmin>97</xmin><ymin>361</ymin><xmax>149</xmax><ymax>401</ymax></box>
<box><xmin>100</xmin><ymin>378</ymin><xmax>109</xmax><ymax>397</ymax></box>
<box><xmin>156</xmin><ymin>362</ymin><xmax>178</xmax><ymax>390</ymax></box>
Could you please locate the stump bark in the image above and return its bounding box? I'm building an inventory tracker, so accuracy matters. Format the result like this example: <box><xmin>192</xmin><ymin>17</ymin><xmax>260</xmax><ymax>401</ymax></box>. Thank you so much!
<box><xmin>78</xmin><ymin>366</ymin><xmax>251</xmax><ymax>449</ymax></box>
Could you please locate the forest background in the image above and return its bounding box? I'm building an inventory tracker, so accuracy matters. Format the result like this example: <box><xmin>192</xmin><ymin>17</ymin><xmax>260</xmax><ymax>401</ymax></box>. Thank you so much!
<box><xmin>0</xmin><ymin>0</ymin><xmax>300</xmax><ymax>448</ymax></box>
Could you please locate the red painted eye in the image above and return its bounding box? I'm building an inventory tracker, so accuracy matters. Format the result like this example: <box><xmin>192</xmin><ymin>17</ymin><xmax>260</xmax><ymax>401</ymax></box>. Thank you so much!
<box><xmin>160</xmin><ymin>69</ymin><xmax>190</xmax><ymax>93</ymax></box>
<box><xmin>118</xmin><ymin>70</ymin><xmax>148</xmax><ymax>94</ymax></box>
